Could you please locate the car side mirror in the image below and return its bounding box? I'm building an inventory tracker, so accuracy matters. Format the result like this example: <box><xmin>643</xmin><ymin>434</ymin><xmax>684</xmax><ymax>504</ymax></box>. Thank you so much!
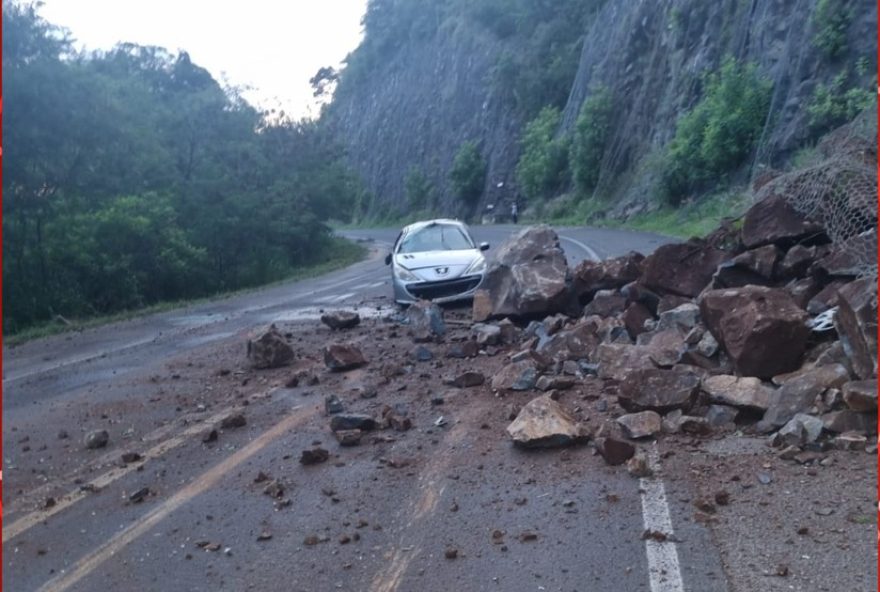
<box><xmin>384</xmin><ymin>253</ymin><xmax>392</xmax><ymax>265</ymax></box>
<box><xmin>479</xmin><ymin>242</ymin><xmax>490</xmax><ymax>251</ymax></box>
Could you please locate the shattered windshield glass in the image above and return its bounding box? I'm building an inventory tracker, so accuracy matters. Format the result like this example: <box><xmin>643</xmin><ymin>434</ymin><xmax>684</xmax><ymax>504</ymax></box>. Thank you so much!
<box><xmin>398</xmin><ymin>224</ymin><xmax>474</xmax><ymax>253</ymax></box>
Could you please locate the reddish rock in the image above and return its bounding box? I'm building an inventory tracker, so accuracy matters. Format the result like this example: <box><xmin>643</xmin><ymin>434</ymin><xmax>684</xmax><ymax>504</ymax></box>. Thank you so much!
<box><xmin>641</xmin><ymin>239</ymin><xmax>728</xmax><ymax>298</ymax></box>
<box><xmin>450</xmin><ymin>371</ymin><xmax>486</xmax><ymax>388</ymax></box>
<box><xmin>323</xmin><ymin>343</ymin><xmax>367</xmax><ymax>371</ymax></box>
<box><xmin>638</xmin><ymin>329</ymin><xmax>687</xmax><ymax>368</ymax></box>
<box><xmin>778</xmin><ymin>245</ymin><xmax>817</xmax><ymax>279</ymax></box>
<box><xmin>334</xmin><ymin>429</ymin><xmax>363</xmax><ymax>446</ymax></box>
<box><xmin>821</xmin><ymin>410</ymin><xmax>877</xmax><ymax>435</ymax></box>
<box><xmin>247</xmin><ymin>325</ymin><xmax>294</xmax><ymax>369</ymax></box>
<box><xmin>595</xmin><ymin>437</ymin><xmax>636</xmax><ymax>466</ymax></box>
<box><xmin>806</xmin><ymin>280</ymin><xmax>846</xmax><ymax>314</ymax></box>
<box><xmin>583</xmin><ymin>290</ymin><xmax>627</xmax><ymax>318</ymax></box>
<box><xmin>842</xmin><ymin>379</ymin><xmax>878</xmax><ymax>412</ymax></box>
<box><xmin>656</xmin><ymin>294</ymin><xmax>693</xmax><ymax>314</ymax></box>
<box><xmin>622</xmin><ymin>302</ymin><xmax>654</xmax><ymax>338</ymax></box>
<box><xmin>572</xmin><ymin>251</ymin><xmax>644</xmax><ymax>302</ymax></box>
<box><xmin>785</xmin><ymin>277</ymin><xmax>822</xmax><ymax>310</ymax></box>
<box><xmin>699</xmin><ymin>286</ymin><xmax>811</xmax><ymax>379</ymax></box>
<box><xmin>833</xmin><ymin>277</ymin><xmax>878</xmax><ymax>380</ymax></box>
<box><xmin>618</xmin><ymin>367</ymin><xmax>701</xmax><ymax>413</ymax></box>
<box><xmin>595</xmin><ymin>343</ymin><xmax>657</xmax><ymax>381</ymax></box>
<box><xmin>741</xmin><ymin>193</ymin><xmax>823</xmax><ymax>249</ymax></box>
<box><xmin>812</xmin><ymin>229</ymin><xmax>877</xmax><ymax>277</ymax></box>
<box><xmin>473</xmin><ymin>225</ymin><xmax>571</xmax><ymax>321</ymax></box>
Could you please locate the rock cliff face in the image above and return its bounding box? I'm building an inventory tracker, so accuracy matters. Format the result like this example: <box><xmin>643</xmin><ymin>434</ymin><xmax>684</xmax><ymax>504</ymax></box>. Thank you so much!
<box><xmin>327</xmin><ymin>0</ymin><xmax>876</xmax><ymax>219</ymax></box>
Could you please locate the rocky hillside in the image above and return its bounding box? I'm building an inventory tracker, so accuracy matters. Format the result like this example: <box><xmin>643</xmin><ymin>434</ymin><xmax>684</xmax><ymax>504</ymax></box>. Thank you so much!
<box><xmin>326</xmin><ymin>0</ymin><xmax>876</xmax><ymax>221</ymax></box>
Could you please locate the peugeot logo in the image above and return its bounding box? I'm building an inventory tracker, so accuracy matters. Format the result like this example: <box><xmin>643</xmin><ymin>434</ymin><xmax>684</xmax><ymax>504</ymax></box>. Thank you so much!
<box><xmin>435</xmin><ymin>267</ymin><xmax>449</xmax><ymax>275</ymax></box>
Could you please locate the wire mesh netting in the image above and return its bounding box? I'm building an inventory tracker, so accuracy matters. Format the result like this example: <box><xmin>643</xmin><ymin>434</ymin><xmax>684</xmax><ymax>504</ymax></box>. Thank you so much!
<box><xmin>754</xmin><ymin>108</ymin><xmax>878</xmax><ymax>283</ymax></box>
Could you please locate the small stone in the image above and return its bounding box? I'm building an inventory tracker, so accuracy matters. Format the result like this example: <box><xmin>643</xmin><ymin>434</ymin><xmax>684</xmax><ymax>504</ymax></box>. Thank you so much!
<box><xmin>626</xmin><ymin>452</ymin><xmax>652</xmax><ymax>478</ymax></box>
<box><xmin>413</xmin><ymin>346</ymin><xmax>433</xmax><ymax>362</ymax></box>
<box><xmin>449</xmin><ymin>371</ymin><xmax>485</xmax><ymax>388</ymax></box>
<box><xmin>320</xmin><ymin>310</ymin><xmax>360</xmax><ymax>330</ymax></box>
<box><xmin>617</xmin><ymin>411</ymin><xmax>662</xmax><ymax>439</ymax></box>
<box><xmin>444</xmin><ymin>547</ymin><xmax>459</xmax><ymax>559</ymax></box>
<box><xmin>121</xmin><ymin>452</ymin><xmax>143</xmax><ymax>464</ymax></box>
<box><xmin>129</xmin><ymin>487</ymin><xmax>150</xmax><ymax>503</ymax></box>
<box><xmin>257</xmin><ymin>531</ymin><xmax>273</xmax><ymax>541</ymax></box>
<box><xmin>325</xmin><ymin>395</ymin><xmax>345</xmax><ymax>415</ymax></box>
<box><xmin>84</xmin><ymin>430</ymin><xmax>109</xmax><ymax>450</ymax></box>
<box><xmin>334</xmin><ymin>429</ymin><xmax>363</xmax><ymax>446</ymax></box>
<box><xmin>219</xmin><ymin>414</ymin><xmax>246</xmax><ymax>429</ymax></box>
<box><xmin>596</xmin><ymin>437</ymin><xmax>636</xmax><ymax>466</ymax></box>
<box><xmin>300</xmin><ymin>448</ymin><xmax>330</xmax><ymax>465</ymax></box>
<box><xmin>202</xmin><ymin>429</ymin><xmax>218</xmax><ymax>443</ymax></box>
<box><xmin>714</xmin><ymin>491</ymin><xmax>730</xmax><ymax>506</ymax></box>
<box><xmin>330</xmin><ymin>414</ymin><xmax>377</xmax><ymax>432</ymax></box>
<box><xmin>518</xmin><ymin>531</ymin><xmax>538</xmax><ymax>542</ymax></box>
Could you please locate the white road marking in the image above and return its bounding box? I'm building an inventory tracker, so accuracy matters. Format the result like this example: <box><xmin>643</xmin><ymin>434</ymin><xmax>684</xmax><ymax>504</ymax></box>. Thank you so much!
<box><xmin>368</xmin><ymin>281</ymin><xmax>386</xmax><ymax>288</ymax></box>
<box><xmin>640</xmin><ymin>444</ymin><xmax>686</xmax><ymax>592</ymax></box>
<box><xmin>331</xmin><ymin>292</ymin><xmax>356</xmax><ymax>303</ymax></box>
<box><xmin>559</xmin><ymin>234</ymin><xmax>601</xmax><ymax>262</ymax></box>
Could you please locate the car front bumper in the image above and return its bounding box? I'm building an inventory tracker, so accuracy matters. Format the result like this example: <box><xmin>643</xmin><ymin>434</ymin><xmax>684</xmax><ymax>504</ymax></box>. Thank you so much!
<box><xmin>392</xmin><ymin>274</ymin><xmax>484</xmax><ymax>304</ymax></box>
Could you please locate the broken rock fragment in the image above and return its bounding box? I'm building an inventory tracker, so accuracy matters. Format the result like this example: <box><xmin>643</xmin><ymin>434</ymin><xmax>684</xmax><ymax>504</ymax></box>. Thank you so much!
<box><xmin>300</xmin><ymin>448</ymin><xmax>330</xmax><ymax>465</ymax></box>
<box><xmin>406</xmin><ymin>299</ymin><xmax>446</xmax><ymax>342</ymax></box>
<box><xmin>323</xmin><ymin>343</ymin><xmax>367</xmax><ymax>371</ymax></box>
<box><xmin>449</xmin><ymin>371</ymin><xmax>485</xmax><ymax>388</ymax></box>
<box><xmin>617</xmin><ymin>367</ymin><xmax>700</xmax><ymax>413</ymax></box>
<box><xmin>595</xmin><ymin>437</ymin><xmax>635</xmax><ymax>466</ymax></box>
<box><xmin>334</xmin><ymin>429</ymin><xmax>363</xmax><ymax>446</ymax></box>
<box><xmin>491</xmin><ymin>361</ymin><xmax>538</xmax><ymax>392</ymax></box>
<box><xmin>84</xmin><ymin>430</ymin><xmax>110</xmax><ymax>450</ymax></box>
<box><xmin>762</xmin><ymin>364</ymin><xmax>849</xmax><ymax>428</ymax></box>
<box><xmin>701</xmin><ymin>375</ymin><xmax>774</xmax><ymax>411</ymax></box>
<box><xmin>330</xmin><ymin>414</ymin><xmax>377</xmax><ymax>432</ymax></box>
<box><xmin>506</xmin><ymin>395</ymin><xmax>589</xmax><ymax>448</ymax></box>
<box><xmin>247</xmin><ymin>324</ymin><xmax>295</xmax><ymax>369</ymax></box>
<box><xmin>833</xmin><ymin>277</ymin><xmax>878</xmax><ymax>380</ymax></box>
<box><xmin>616</xmin><ymin>411</ymin><xmax>662</xmax><ymax>439</ymax></box>
<box><xmin>842</xmin><ymin>379</ymin><xmax>878</xmax><ymax>412</ymax></box>
<box><xmin>320</xmin><ymin>310</ymin><xmax>361</xmax><ymax>330</ymax></box>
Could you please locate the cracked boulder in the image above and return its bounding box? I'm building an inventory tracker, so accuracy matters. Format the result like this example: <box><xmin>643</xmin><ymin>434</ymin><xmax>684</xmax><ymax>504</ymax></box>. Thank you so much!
<box><xmin>473</xmin><ymin>225</ymin><xmax>571</xmax><ymax>321</ymax></box>
<box><xmin>506</xmin><ymin>395</ymin><xmax>589</xmax><ymax>448</ymax></box>
<box><xmin>247</xmin><ymin>325</ymin><xmax>295</xmax><ymax>369</ymax></box>
<box><xmin>641</xmin><ymin>239</ymin><xmax>728</xmax><ymax>298</ymax></box>
<box><xmin>740</xmin><ymin>192</ymin><xmax>823</xmax><ymax>249</ymax></box>
<box><xmin>700</xmin><ymin>286</ymin><xmax>811</xmax><ymax>379</ymax></box>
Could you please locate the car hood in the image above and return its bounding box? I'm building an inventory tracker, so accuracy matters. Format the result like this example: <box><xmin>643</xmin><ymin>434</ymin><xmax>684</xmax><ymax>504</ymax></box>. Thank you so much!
<box><xmin>394</xmin><ymin>249</ymin><xmax>483</xmax><ymax>281</ymax></box>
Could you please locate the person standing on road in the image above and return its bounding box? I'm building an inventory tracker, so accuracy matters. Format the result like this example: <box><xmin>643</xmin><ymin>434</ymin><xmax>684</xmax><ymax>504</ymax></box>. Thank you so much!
<box><xmin>511</xmin><ymin>201</ymin><xmax>518</xmax><ymax>224</ymax></box>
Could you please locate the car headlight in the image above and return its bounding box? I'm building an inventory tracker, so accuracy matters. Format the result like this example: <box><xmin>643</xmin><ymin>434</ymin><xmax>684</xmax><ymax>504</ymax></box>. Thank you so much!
<box><xmin>465</xmin><ymin>257</ymin><xmax>487</xmax><ymax>275</ymax></box>
<box><xmin>393</xmin><ymin>262</ymin><xmax>419</xmax><ymax>282</ymax></box>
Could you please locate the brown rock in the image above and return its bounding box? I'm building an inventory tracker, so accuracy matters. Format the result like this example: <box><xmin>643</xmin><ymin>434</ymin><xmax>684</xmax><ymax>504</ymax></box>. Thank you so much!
<box><xmin>446</xmin><ymin>341</ymin><xmax>479</xmax><ymax>359</ymax></box>
<box><xmin>219</xmin><ymin>413</ymin><xmax>246</xmax><ymax>429</ymax></box>
<box><xmin>806</xmin><ymin>280</ymin><xmax>846</xmax><ymax>314</ymax></box>
<box><xmin>641</xmin><ymin>239</ymin><xmax>728</xmax><ymax>298</ymax></box>
<box><xmin>334</xmin><ymin>429</ymin><xmax>363</xmax><ymax>446</ymax></box>
<box><xmin>821</xmin><ymin>410</ymin><xmax>877</xmax><ymax>434</ymax></box>
<box><xmin>247</xmin><ymin>325</ymin><xmax>294</xmax><ymax>369</ymax></box>
<box><xmin>320</xmin><ymin>310</ymin><xmax>361</xmax><ymax>330</ymax></box>
<box><xmin>833</xmin><ymin>277</ymin><xmax>878</xmax><ymax>380</ymax></box>
<box><xmin>492</xmin><ymin>361</ymin><xmax>538</xmax><ymax>391</ymax></box>
<box><xmin>639</xmin><ymin>329</ymin><xmax>687</xmax><ymax>368</ymax></box>
<box><xmin>842</xmin><ymin>380</ymin><xmax>878</xmax><ymax>412</ymax></box>
<box><xmin>762</xmin><ymin>364</ymin><xmax>850</xmax><ymax>427</ymax></box>
<box><xmin>741</xmin><ymin>193</ymin><xmax>823</xmax><ymax>249</ymax></box>
<box><xmin>449</xmin><ymin>371</ymin><xmax>485</xmax><ymax>388</ymax></box>
<box><xmin>621</xmin><ymin>302</ymin><xmax>654</xmax><ymax>338</ymax></box>
<box><xmin>583</xmin><ymin>291</ymin><xmax>627</xmax><ymax>318</ymax></box>
<box><xmin>300</xmin><ymin>448</ymin><xmax>330</xmax><ymax>465</ymax></box>
<box><xmin>506</xmin><ymin>395</ymin><xmax>589</xmax><ymax>448</ymax></box>
<box><xmin>473</xmin><ymin>225</ymin><xmax>571</xmax><ymax>321</ymax></box>
<box><xmin>701</xmin><ymin>375</ymin><xmax>775</xmax><ymax>411</ymax></box>
<box><xmin>778</xmin><ymin>245</ymin><xmax>817</xmax><ymax>279</ymax></box>
<box><xmin>323</xmin><ymin>343</ymin><xmax>367</xmax><ymax>371</ymax></box>
<box><xmin>595</xmin><ymin>436</ymin><xmax>635</xmax><ymax>466</ymax></box>
<box><xmin>617</xmin><ymin>411</ymin><xmax>662</xmax><ymax>439</ymax></box>
<box><xmin>700</xmin><ymin>286</ymin><xmax>811</xmax><ymax>378</ymax></box>
<box><xmin>618</xmin><ymin>367</ymin><xmax>700</xmax><ymax>413</ymax></box>
<box><xmin>595</xmin><ymin>343</ymin><xmax>656</xmax><ymax>381</ymax></box>
<box><xmin>572</xmin><ymin>251</ymin><xmax>644</xmax><ymax>302</ymax></box>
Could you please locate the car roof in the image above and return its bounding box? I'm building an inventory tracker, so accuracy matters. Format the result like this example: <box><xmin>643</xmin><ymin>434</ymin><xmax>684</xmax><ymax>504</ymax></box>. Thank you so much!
<box><xmin>400</xmin><ymin>219</ymin><xmax>467</xmax><ymax>235</ymax></box>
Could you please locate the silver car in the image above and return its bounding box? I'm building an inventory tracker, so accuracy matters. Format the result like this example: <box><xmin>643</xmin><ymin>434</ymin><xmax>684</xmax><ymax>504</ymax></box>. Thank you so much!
<box><xmin>385</xmin><ymin>219</ymin><xmax>490</xmax><ymax>304</ymax></box>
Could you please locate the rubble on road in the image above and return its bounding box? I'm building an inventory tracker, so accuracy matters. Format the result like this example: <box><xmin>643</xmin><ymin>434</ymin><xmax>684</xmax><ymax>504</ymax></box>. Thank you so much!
<box><xmin>320</xmin><ymin>310</ymin><xmax>361</xmax><ymax>330</ymax></box>
<box><xmin>247</xmin><ymin>324</ymin><xmax>295</xmax><ymax>369</ymax></box>
<box><xmin>506</xmin><ymin>395</ymin><xmax>590</xmax><ymax>448</ymax></box>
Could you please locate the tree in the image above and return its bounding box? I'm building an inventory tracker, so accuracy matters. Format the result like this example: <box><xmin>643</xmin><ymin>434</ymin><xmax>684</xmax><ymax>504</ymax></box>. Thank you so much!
<box><xmin>570</xmin><ymin>87</ymin><xmax>613</xmax><ymax>196</ymax></box>
<box><xmin>516</xmin><ymin>106</ymin><xmax>569</xmax><ymax>201</ymax></box>
<box><xmin>449</xmin><ymin>141</ymin><xmax>486</xmax><ymax>208</ymax></box>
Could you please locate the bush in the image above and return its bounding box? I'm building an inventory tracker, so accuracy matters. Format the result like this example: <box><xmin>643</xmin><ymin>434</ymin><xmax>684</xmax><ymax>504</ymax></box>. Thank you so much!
<box><xmin>661</xmin><ymin>57</ymin><xmax>772</xmax><ymax>203</ymax></box>
<box><xmin>449</xmin><ymin>140</ymin><xmax>486</xmax><ymax>207</ymax></box>
<box><xmin>570</xmin><ymin>86</ymin><xmax>613</xmax><ymax>196</ymax></box>
<box><xmin>515</xmin><ymin>106</ymin><xmax>570</xmax><ymax>202</ymax></box>
<box><xmin>404</xmin><ymin>166</ymin><xmax>434</xmax><ymax>211</ymax></box>
<box><xmin>812</xmin><ymin>0</ymin><xmax>852</xmax><ymax>60</ymax></box>
<box><xmin>806</xmin><ymin>70</ymin><xmax>875</xmax><ymax>133</ymax></box>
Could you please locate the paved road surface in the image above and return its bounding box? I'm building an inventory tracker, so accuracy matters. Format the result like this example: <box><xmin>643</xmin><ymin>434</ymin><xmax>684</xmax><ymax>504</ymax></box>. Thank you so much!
<box><xmin>2</xmin><ymin>225</ymin><xmax>734</xmax><ymax>592</ymax></box>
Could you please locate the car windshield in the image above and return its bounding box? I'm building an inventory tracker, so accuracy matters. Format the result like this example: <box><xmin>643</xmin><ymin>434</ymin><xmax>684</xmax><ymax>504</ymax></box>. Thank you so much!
<box><xmin>398</xmin><ymin>224</ymin><xmax>474</xmax><ymax>253</ymax></box>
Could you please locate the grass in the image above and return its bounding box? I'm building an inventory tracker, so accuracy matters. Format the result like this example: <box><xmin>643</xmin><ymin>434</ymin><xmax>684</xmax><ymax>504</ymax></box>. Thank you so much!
<box><xmin>5</xmin><ymin>237</ymin><xmax>367</xmax><ymax>346</ymax></box>
<box><xmin>527</xmin><ymin>189</ymin><xmax>751</xmax><ymax>240</ymax></box>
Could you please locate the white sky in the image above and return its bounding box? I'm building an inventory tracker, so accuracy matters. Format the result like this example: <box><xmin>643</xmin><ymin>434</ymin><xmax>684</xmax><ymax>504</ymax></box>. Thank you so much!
<box><xmin>37</xmin><ymin>0</ymin><xmax>368</xmax><ymax>119</ymax></box>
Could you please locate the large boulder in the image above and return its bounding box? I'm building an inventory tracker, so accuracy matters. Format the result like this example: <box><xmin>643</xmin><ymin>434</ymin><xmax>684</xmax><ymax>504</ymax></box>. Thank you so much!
<box><xmin>247</xmin><ymin>325</ymin><xmax>294</xmax><ymax>369</ymax></box>
<box><xmin>699</xmin><ymin>286</ymin><xmax>811</xmax><ymax>378</ymax></box>
<box><xmin>572</xmin><ymin>251</ymin><xmax>644</xmax><ymax>302</ymax></box>
<box><xmin>617</xmin><ymin>367</ymin><xmax>701</xmax><ymax>413</ymax></box>
<box><xmin>833</xmin><ymin>277</ymin><xmax>878</xmax><ymax>379</ymax></box>
<box><xmin>473</xmin><ymin>225</ymin><xmax>571</xmax><ymax>321</ymax></box>
<box><xmin>740</xmin><ymin>193</ymin><xmax>823</xmax><ymax>249</ymax></box>
<box><xmin>640</xmin><ymin>239</ymin><xmax>728</xmax><ymax>298</ymax></box>
<box><xmin>761</xmin><ymin>363</ymin><xmax>850</xmax><ymax>427</ymax></box>
<box><xmin>506</xmin><ymin>395</ymin><xmax>589</xmax><ymax>448</ymax></box>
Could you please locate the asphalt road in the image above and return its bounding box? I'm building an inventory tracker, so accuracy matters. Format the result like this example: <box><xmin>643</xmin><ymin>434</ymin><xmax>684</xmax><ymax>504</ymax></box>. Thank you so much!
<box><xmin>1</xmin><ymin>225</ymin><xmax>737</xmax><ymax>592</ymax></box>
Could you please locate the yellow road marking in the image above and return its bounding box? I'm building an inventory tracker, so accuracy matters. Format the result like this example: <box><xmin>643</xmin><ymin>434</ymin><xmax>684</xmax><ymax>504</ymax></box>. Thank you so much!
<box><xmin>35</xmin><ymin>405</ymin><xmax>315</xmax><ymax>592</ymax></box>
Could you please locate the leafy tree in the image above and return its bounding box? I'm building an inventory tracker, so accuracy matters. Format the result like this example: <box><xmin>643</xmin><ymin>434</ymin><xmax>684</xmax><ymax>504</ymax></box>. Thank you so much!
<box><xmin>449</xmin><ymin>141</ymin><xmax>486</xmax><ymax>207</ymax></box>
<box><xmin>516</xmin><ymin>106</ymin><xmax>569</xmax><ymax>201</ymax></box>
<box><xmin>812</xmin><ymin>0</ymin><xmax>852</xmax><ymax>60</ymax></box>
<box><xmin>661</xmin><ymin>58</ymin><xmax>772</xmax><ymax>203</ymax></box>
<box><xmin>806</xmin><ymin>70</ymin><xmax>875</xmax><ymax>133</ymax></box>
<box><xmin>404</xmin><ymin>167</ymin><xmax>434</xmax><ymax>211</ymax></box>
<box><xmin>570</xmin><ymin>87</ymin><xmax>613</xmax><ymax>196</ymax></box>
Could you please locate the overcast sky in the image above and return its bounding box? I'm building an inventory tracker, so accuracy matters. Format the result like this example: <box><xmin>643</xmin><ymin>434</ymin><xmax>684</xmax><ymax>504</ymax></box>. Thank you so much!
<box><xmin>37</xmin><ymin>0</ymin><xmax>368</xmax><ymax>119</ymax></box>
